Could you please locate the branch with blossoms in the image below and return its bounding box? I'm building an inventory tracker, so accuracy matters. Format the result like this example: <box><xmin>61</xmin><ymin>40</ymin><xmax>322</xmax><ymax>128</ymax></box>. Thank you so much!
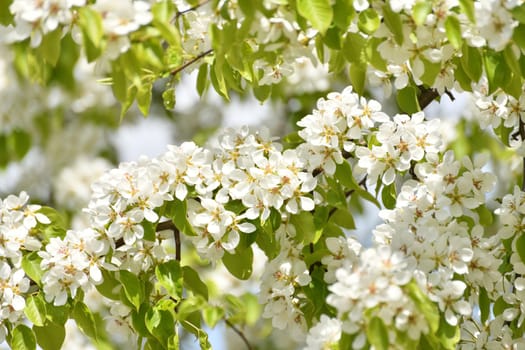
<box><xmin>4</xmin><ymin>0</ymin><xmax>525</xmax><ymax>349</ymax></box>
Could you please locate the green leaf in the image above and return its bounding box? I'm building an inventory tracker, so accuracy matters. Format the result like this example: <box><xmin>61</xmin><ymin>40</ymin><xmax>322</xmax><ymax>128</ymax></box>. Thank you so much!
<box><xmin>412</xmin><ymin>1</ymin><xmax>432</xmax><ymax>26</ymax></box>
<box><xmin>419</xmin><ymin>57</ymin><xmax>442</xmax><ymax>86</ymax></box>
<box><xmin>476</xmin><ymin>205</ymin><xmax>493</xmax><ymax>226</ymax></box>
<box><xmin>44</xmin><ymin>303</ymin><xmax>70</xmax><ymax>326</ymax></box>
<box><xmin>290</xmin><ymin>211</ymin><xmax>316</xmax><ymax>244</ymax></box>
<box><xmin>145</xmin><ymin>305</ymin><xmax>176</xmax><ymax>346</ymax></box>
<box><xmin>202</xmin><ymin>305</ymin><xmax>224</xmax><ymax>328</ymax></box>
<box><xmin>296</xmin><ymin>0</ymin><xmax>333</xmax><ymax>34</ymax></box>
<box><xmin>196</xmin><ymin>63</ymin><xmax>209</xmax><ymax>96</ymax></box>
<box><xmin>10</xmin><ymin>129</ymin><xmax>31</xmax><ymax>160</ymax></box>
<box><xmin>459</xmin><ymin>0</ymin><xmax>475</xmax><ymax>23</ymax></box>
<box><xmin>342</xmin><ymin>33</ymin><xmax>366</xmax><ymax>64</ymax></box>
<box><xmin>460</xmin><ymin>45</ymin><xmax>483</xmax><ymax>82</ymax></box>
<box><xmin>406</xmin><ymin>281</ymin><xmax>439</xmax><ymax>333</ymax></box>
<box><xmin>511</xmin><ymin>4</ymin><xmax>525</xmax><ymax>24</ymax></box>
<box><xmin>222</xmin><ymin>246</ymin><xmax>253</xmax><ymax>280</ymax></box>
<box><xmin>38</xmin><ymin>29</ymin><xmax>62</xmax><ymax>65</ymax></box>
<box><xmin>0</xmin><ymin>0</ymin><xmax>13</xmax><ymax>25</ymax></box>
<box><xmin>504</xmin><ymin>45</ymin><xmax>522</xmax><ymax>77</ymax></box>
<box><xmin>71</xmin><ymin>302</ymin><xmax>99</xmax><ymax>342</ymax></box>
<box><xmin>366</xmin><ymin>317</ymin><xmax>388</xmax><ymax>350</ymax></box>
<box><xmin>516</xmin><ymin>234</ymin><xmax>525</xmax><ymax>264</ymax></box>
<box><xmin>10</xmin><ymin>325</ymin><xmax>36</xmax><ymax>350</ymax></box>
<box><xmin>164</xmin><ymin>200</ymin><xmax>196</xmax><ymax>236</ymax></box>
<box><xmin>330</xmin><ymin>209</ymin><xmax>356</xmax><ymax>229</ymax></box>
<box><xmin>323</xmin><ymin>26</ymin><xmax>342</xmax><ymax>49</ymax></box>
<box><xmin>382</xmin><ymin>4</ymin><xmax>404</xmax><ymax>45</ymax></box>
<box><xmin>155</xmin><ymin>260</ymin><xmax>183</xmax><ymax>300</ymax></box>
<box><xmin>119</xmin><ymin>270</ymin><xmax>145</xmax><ymax>310</ymax></box>
<box><xmin>33</xmin><ymin>322</ymin><xmax>65</xmax><ymax>350</ymax></box>
<box><xmin>436</xmin><ymin>316</ymin><xmax>460</xmax><ymax>350</ymax></box>
<box><xmin>333</xmin><ymin>0</ymin><xmax>354</xmax><ymax>29</ymax></box>
<box><xmin>381</xmin><ymin>182</ymin><xmax>397</xmax><ymax>209</ymax></box>
<box><xmin>349</xmin><ymin>63</ymin><xmax>366</xmax><ymax>95</ymax></box>
<box><xmin>162</xmin><ymin>87</ymin><xmax>176</xmax><ymax>110</ymax></box>
<box><xmin>22</xmin><ymin>252</ymin><xmax>43</xmax><ymax>286</ymax></box>
<box><xmin>479</xmin><ymin>288</ymin><xmax>490</xmax><ymax>324</ymax></box>
<box><xmin>396</xmin><ymin>86</ymin><xmax>421</xmax><ymax>114</ymax></box>
<box><xmin>513</xmin><ymin>24</ymin><xmax>525</xmax><ymax>50</ymax></box>
<box><xmin>183</xmin><ymin>266</ymin><xmax>209</xmax><ymax>301</ymax></box>
<box><xmin>95</xmin><ymin>269</ymin><xmax>121</xmax><ymax>300</ymax></box>
<box><xmin>24</xmin><ymin>295</ymin><xmax>47</xmax><ymax>327</ymax></box>
<box><xmin>137</xmin><ymin>82</ymin><xmax>153</xmax><ymax>116</ymax></box>
<box><xmin>77</xmin><ymin>7</ymin><xmax>104</xmax><ymax>62</ymax></box>
<box><xmin>444</xmin><ymin>15</ymin><xmax>463</xmax><ymax>49</ymax></box>
<box><xmin>253</xmin><ymin>84</ymin><xmax>272</xmax><ymax>102</ymax></box>
<box><xmin>358</xmin><ymin>8</ymin><xmax>380</xmax><ymax>35</ymax></box>
<box><xmin>484</xmin><ymin>51</ymin><xmax>509</xmax><ymax>94</ymax></box>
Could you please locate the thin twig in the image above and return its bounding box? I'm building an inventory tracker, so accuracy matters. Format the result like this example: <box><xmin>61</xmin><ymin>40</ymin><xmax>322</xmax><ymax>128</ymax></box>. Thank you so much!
<box><xmin>156</xmin><ymin>220</ymin><xmax>181</xmax><ymax>261</ymax></box>
<box><xmin>225</xmin><ymin>320</ymin><xmax>253</xmax><ymax>350</ymax></box>
<box><xmin>175</xmin><ymin>0</ymin><xmax>211</xmax><ymax>19</ymax></box>
<box><xmin>170</xmin><ymin>49</ymin><xmax>213</xmax><ymax>76</ymax></box>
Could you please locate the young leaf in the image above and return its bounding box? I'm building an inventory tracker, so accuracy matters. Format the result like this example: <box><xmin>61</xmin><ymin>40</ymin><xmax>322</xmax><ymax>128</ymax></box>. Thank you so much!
<box><xmin>24</xmin><ymin>295</ymin><xmax>47</xmax><ymax>327</ymax></box>
<box><xmin>77</xmin><ymin>7</ymin><xmax>104</xmax><ymax>62</ymax></box>
<box><xmin>382</xmin><ymin>4</ymin><xmax>404</xmax><ymax>45</ymax></box>
<box><xmin>358</xmin><ymin>8</ymin><xmax>380</xmax><ymax>35</ymax></box>
<box><xmin>222</xmin><ymin>246</ymin><xmax>253</xmax><ymax>280</ymax></box>
<box><xmin>412</xmin><ymin>1</ymin><xmax>432</xmax><ymax>25</ymax></box>
<box><xmin>444</xmin><ymin>15</ymin><xmax>463</xmax><ymax>49</ymax></box>
<box><xmin>155</xmin><ymin>260</ymin><xmax>183</xmax><ymax>300</ymax></box>
<box><xmin>366</xmin><ymin>317</ymin><xmax>389</xmax><ymax>350</ymax></box>
<box><xmin>396</xmin><ymin>86</ymin><xmax>421</xmax><ymax>114</ymax></box>
<box><xmin>10</xmin><ymin>324</ymin><xmax>36</xmax><ymax>350</ymax></box>
<box><xmin>33</xmin><ymin>322</ymin><xmax>65</xmax><ymax>350</ymax></box>
<box><xmin>72</xmin><ymin>302</ymin><xmax>99</xmax><ymax>342</ymax></box>
<box><xmin>183</xmin><ymin>266</ymin><xmax>209</xmax><ymax>301</ymax></box>
<box><xmin>21</xmin><ymin>252</ymin><xmax>43</xmax><ymax>286</ymax></box>
<box><xmin>296</xmin><ymin>0</ymin><xmax>333</xmax><ymax>34</ymax></box>
<box><xmin>349</xmin><ymin>63</ymin><xmax>366</xmax><ymax>95</ymax></box>
<box><xmin>119</xmin><ymin>270</ymin><xmax>145</xmax><ymax>310</ymax></box>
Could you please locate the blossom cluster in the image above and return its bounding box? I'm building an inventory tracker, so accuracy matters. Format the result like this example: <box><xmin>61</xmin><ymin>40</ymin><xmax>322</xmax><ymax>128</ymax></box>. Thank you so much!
<box><xmin>325</xmin><ymin>245</ymin><xmax>426</xmax><ymax>348</ymax></box>
<box><xmin>7</xmin><ymin>0</ymin><xmax>85</xmax><ymax>47</ymax></box>
<box><xmin>374</xmin><ymin>151</ymin><xmax>499</xmax><ymax>318</ymax></box>
<box><xmin>0</xmin><ymin>192</ymin><xmax>49</xmax><ymax>340</ymax></box>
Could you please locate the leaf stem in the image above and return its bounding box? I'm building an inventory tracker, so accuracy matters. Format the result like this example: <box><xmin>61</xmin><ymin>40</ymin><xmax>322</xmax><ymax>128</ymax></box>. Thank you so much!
<box><xmin>225</xmin><ymin>320</ymin><xmax>253</xmax><ymax>350</ymax></box>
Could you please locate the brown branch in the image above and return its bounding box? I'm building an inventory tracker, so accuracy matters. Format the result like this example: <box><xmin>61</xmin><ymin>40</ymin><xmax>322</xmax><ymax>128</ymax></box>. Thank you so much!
<box><xmin>175</xmin><ymin>0</ymin><xmax>211</xmax><ymax>19</ymax></box>
<box><xmin>156</xmin><ymin>220</ymin><xmax>181</xmax><ymax>261</ymax></box>
<box><xmin>417</xmin><ymin>86</ymin><xmax>455</xmax><ymax>110</ymax></box>
<box><xmin>225</xmin><ymin>320</ymin><xmax>253</xmax><ymax>350</ymax></box>
<box><xmin>114</xmin><ymin>220</ymin><xmax>181</xmax><ymax>261</ymax></box>
<box><xmin>170</xmin><ymin>49</ymin><xmax>213</xmax><ymax>76</ymax></box>
<box><xmin>418</xmin><ymin>87</ymin><xmax>440</xmax><ymax>110</ymax></box>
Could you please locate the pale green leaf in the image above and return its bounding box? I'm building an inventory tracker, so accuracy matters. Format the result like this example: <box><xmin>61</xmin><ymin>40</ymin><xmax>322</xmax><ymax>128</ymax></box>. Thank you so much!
<box><xmin>297</xmin><ymin>0</ymin><xmax>333</xmax><ymax>34</ymax></box>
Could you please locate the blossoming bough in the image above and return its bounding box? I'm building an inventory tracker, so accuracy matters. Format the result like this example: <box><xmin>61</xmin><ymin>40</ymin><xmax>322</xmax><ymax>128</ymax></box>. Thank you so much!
<box><xmin>2</xmin><ymin>0</ymin><xmax>525</xmax><ymax>349</ymax></box>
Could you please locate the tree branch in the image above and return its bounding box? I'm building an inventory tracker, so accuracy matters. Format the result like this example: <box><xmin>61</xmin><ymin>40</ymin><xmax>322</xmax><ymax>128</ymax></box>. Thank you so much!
<box><xmin>170</xmin><ymin>49</ymin><xmax>213</xmax><ymax>76</ymax></box>
<box><xmin>175</xmin><ymin>0</ymin><xmax>211</xmax><ymax>19</ymax></box>
<box><xmin>114</xmin><ymin>220</ymin><xmax>181</xmax><ymax>261</ymax></box>
<box><xmin>156</xmin><ymin>220</ymin><xmax>181</xmax><ymax>261</ymax></box>
<box><xmin>225</xmin><ymin>320</ymin><xmax>253</xmax><ymax>350</ymax></box>
<box><xmin>417</xmin><ymin>87</ymin><xmax>455</xmax><ymax>110</ymax></box>
<box><xmin>418</xmin><ymin>87</ymin><xmax>440</xmax><ymax>110</ymax></box>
